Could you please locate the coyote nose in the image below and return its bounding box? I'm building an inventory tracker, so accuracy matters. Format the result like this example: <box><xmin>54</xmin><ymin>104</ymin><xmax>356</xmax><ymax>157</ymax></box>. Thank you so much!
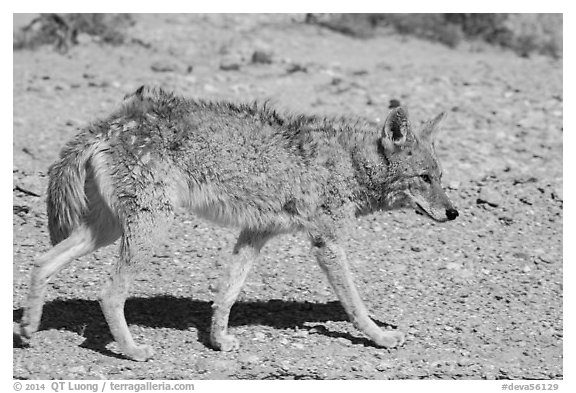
<box><xmin>446</xmin><ymin>208</ymin><xmax>459</xmax><ymax>220</ymax></box>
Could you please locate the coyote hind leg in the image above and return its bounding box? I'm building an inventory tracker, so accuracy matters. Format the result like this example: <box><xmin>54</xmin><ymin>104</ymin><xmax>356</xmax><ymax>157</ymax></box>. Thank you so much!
<box><xmin>310</xmin><ymin>236</ymin><xmax>405</xmax><ymax>348</ymax></box>
<box><xmin>20</xmin><ymin>226</ymin><xmax>109</xmax><ymax>340</ymax></box>
<box><xmin>98</xmin><ymin>210</ymin><xmax>170</xmax><ymax>362</ymax></box>
<box><xmin>210</xmin><ymin>229</ymin><xmax>272</xmax><ymax>351</ymax></box>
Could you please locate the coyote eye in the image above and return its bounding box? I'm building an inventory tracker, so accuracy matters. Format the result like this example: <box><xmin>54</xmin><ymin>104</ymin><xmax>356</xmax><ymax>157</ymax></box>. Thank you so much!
<box><xmin>420</xmin><ymin>174</ymin><xmax>432</xmax><ymax>184</ymax></box>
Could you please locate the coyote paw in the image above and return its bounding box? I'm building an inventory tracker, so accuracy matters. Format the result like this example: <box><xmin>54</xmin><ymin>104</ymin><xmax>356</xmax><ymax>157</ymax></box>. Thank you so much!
<box><xmin>15</xmin><ymin>324</ymin><xmax>31</xmax><ymax>347</ymax></box>
<box><xmin>18</xmin><ymin>323</ymin><xmax>36</xmax><ymax>345</ymax></box>
<box><xmin>211</xmin><ymin>334</ymin><xmax>240</xmax><ymax>352</ymax></box>
<box><xmin>124</xmin><ymin>344</ymin><xmax>155</xmax><ymax>362</ymax></box>
<box><xmin>374</xmin><ymin>330</ymin><xmax>405</xmax><ymax>348</ymax></box>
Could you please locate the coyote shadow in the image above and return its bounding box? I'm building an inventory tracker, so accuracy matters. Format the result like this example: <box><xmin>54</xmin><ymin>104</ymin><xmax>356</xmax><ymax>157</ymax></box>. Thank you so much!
<box><xmin>13</xmin><ymin>296</ymin><xmax>397</xmax><ymax>357</ymax></box>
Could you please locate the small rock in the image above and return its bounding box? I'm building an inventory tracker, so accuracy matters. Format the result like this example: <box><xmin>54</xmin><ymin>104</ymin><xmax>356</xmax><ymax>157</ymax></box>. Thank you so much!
<box><xmin>457</xmin><ymin>358</ymin><xmax>470</xmax><ymax>366</ymax></box>
<box><xmin>411</xmin><ymin>245</ymin><xmax>422</xmax><ymax>252</ymax></box>
<box><xmin>551</xmin><ymin>185</ymin><xmax>563</xmax><ymax>201</ymax></box>
<box><xmin>286</xmin><ymin>63</ymin><xmax>307</xmax><ymax>73</ymax></box>
<box><xmin>477</xmin><ymin>187</ymin><xmax>502</xmax><ymax>207</ymax></box>
<box><xmin>220</xmin><ymin>60</ymin><xmax>241</xmax><ymax>71</ymax></box>
<box><xmin>253</xmin><ymin>331</ymin><xmax>266</xmax><ymax>341</ymax></box>
<box><xmin>522</xmin><ymin>265</ymin><xmax>532</xmax><ymax>273</ymax></box>
<box><xmin>68</xmin><ymin>365</ymin><xmax>87</xmax><ymax>374</ymax></box>
<box><xmin>446</xmin><ymin>262</ymin><xmax>462</xmax><ymax>270</ymax></box>
<box><xmin>150</xmin><ymin>61</ymin><xmax>179</xmax><ymax>73</ymax></box>
<box><xmin>519</xmin><ymin>195</ymin><xmax>534</xmax><ymax>205</ymax></box>
<box><xmin>330</xmin><ymin>76</ymin><xmax>343</xmax><ymax>86</ymax></box>
<box><xmin>448</xmin><ymin>180</ymin><xmax>460</xmax><ymax>190</ymax></box>
<box><xmin>499</xmin><ymin>215</ymin><xmax>514</xmax><ymax>225</ymax></box>
<box><xmin>376</xmin><ymin>361</ymin><xmax>393</xmax><ymax>371</ymax></box>
<box><xmin>251</xmin><ymin>50</ymin><xmax>273</xmax><ymax>64</ymax></box>
<box><xmin>537</xmin><ymin>255</ymin><xmax>555</xmax><ymax>264</ymax></box>
<box><xmin>512</xmin><ymin>252</ymin><xmax>530</xmax><ymax>261</ymax></box>
<box><xmin>512</xmin><ymin>176</ymin><xmax>538</xmax><ymax>185</ymax></box>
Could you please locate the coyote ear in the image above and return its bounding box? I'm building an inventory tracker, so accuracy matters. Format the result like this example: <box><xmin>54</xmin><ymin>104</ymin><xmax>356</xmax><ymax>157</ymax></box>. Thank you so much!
<box><xmin>381</xmin><ymin>107</ymin><xmax>410</xmax><ymax>154</ymax></box>
<box><xmin>420</xmin><ymin>111</ymin><xmax>446</xmax><ymax>142</ymax></box>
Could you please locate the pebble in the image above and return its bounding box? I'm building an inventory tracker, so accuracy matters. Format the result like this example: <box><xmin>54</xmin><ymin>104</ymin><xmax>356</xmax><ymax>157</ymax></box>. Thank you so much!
<box><xmin>448</xmin><ymin>180</ymin><xmax>461</xmax><ymax>190</ymax></box>
<box><xmin>68</xmin><ymin>365</ymin><xmax>87</xmax><ymax>374</ymax></box>
<box><xmin>389</xmin><ymin>98</ymin><xmax>402</xmax><ymax>108</ymax></box>
<box><xmin>551</xmin><ymin>185</ymin><xmax>563</xmax><ymax>201</ymax></box>
<box><xmin>150</xmin><ymin>61</ymin><xmax>179</xmax><ymax>73</ymax></box>
<box><xmin>376</xmin><ymin>361</ymin><xmax>393</xmax><ymax>371</ymax></box>
<box><xmin>499</xmin><ymin>215</ymin><xmax>514</xmax><ymax>225</ymax></box>
<box><xmin>512</xmin><ymin>252</ymin><xmax>530</xmax><ymax>261</ymax></box>
<box><xmin>220</xmin><ymin>60</ymin><xmax>241</xmax><ymax>71</ymax></box>
<box><xmin>446</xmin><ymin>262</ymin><xmax>462</xmax><ymax>270</ymax></box>
<box><xmin>251</xmin><ymin>50</ymin><xmax>273</xmax><ymax>64</ymax></box>
<box><xmin>253</xmin><ymin>332</ymin><xmax>266</xmax><ymax>341</ymax></box>
<box><xmin>537</xmin><ymin>255</ymin><xmax>555</xmax><ymax>264</ymax></box>
<box><xmin>477</xmin><ymin>187</ymin><xmax>502</xmax><ymax>207</ymax></box>
<box><xmin>457</xmin><ymin>358</ymin><xmax>470</xmax><ymax>367</ymax></box>
<box><xmin>286</xmin><ymin>63</ymin><xmax>307</xmax><ymax>73</ymax></box>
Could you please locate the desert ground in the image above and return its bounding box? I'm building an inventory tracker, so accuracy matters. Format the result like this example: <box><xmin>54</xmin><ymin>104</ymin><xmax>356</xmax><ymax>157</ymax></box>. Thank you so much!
<box><xmin>13</xmin><ymin>14</ymin><xmax>562</xmax><ymax>379</ymax></box>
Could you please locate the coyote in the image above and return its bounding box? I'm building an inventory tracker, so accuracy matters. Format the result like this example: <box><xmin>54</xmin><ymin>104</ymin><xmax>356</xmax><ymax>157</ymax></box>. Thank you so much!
<box><xmin>19</xmin><ymin>86</ymin><xmax>458</xmax><ymax>361</ymax></box>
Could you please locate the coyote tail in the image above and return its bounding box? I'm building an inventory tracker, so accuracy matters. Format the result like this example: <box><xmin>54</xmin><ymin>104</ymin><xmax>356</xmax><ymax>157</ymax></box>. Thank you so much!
<box><xmin>46</xmin><ymin>137</ymin><xmax>103</xmax><ymax>245</ymax></box>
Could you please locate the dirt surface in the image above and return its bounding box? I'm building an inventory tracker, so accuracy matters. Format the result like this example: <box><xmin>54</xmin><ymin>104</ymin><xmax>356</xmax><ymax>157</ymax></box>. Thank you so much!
<box><xmin>13</xmin><ymin>14</ymin><xmax>562</xmax><ymax>380</ymax></box>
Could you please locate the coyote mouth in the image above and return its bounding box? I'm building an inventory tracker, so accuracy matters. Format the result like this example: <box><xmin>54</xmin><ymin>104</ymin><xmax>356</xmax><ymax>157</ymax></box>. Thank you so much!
<box><xmin>414</xmin><ymin>203</ymin><xmax>446</xmax><ymax>223</ymax></box>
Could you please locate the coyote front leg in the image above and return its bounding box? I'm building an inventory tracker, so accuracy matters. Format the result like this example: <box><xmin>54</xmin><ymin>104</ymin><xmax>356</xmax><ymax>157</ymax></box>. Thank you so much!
<box><xmin>99</xmin><ymin>226</ymin><xmax>157</xmax><ymax>362</ymax></box>
<box><xmin>311</xmin><ymin>236</ymin><xmax>405</xmax><ymax>348</ymax></box>
<box><xmin>99</xmin><ymin>263</ymin><xmax>154</xmax><ymax>361</ymax></box>
<box><xmin>210</xmin><ymin>229</ymin><xmax>271</xmax><ymax>351</ymax></box>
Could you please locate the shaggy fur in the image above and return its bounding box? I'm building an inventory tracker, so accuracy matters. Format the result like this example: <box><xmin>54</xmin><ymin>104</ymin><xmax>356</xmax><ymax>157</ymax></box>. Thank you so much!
<box><xmin>19</xmin><ymin>86</ymin><xmax>458</xmax><ymax>361</ymax></box>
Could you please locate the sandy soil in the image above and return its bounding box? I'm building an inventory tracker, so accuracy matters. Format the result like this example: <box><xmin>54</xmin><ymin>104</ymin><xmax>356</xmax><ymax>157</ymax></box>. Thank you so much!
<box><xmin>13</xmin><ymin>14</ymin><xmax>562</xmax><ymax>380</ymax></box>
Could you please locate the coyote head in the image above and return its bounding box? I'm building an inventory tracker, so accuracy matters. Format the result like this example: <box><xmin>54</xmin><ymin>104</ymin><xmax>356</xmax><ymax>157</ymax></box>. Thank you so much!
<box><xmin>376</xmin><ymin>107</ymin><xmax>458</xmax><ymax>222</ymax></box>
